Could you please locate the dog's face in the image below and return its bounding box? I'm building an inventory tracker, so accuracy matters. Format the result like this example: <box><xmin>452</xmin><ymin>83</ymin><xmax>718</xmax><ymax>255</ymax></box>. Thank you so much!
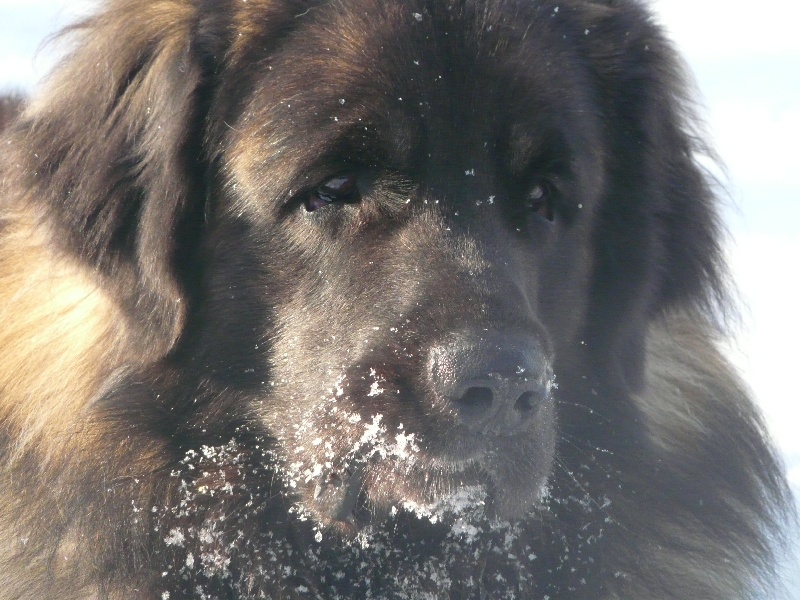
<box><xmin>190</xmin><ymin>2</ymin><xmax>608</xmax><ymax>531</ymax></box>
<box><xmin>9</xmin><ymin>1</ymin><xmax>783</xmax><ymax>597</ymax></box>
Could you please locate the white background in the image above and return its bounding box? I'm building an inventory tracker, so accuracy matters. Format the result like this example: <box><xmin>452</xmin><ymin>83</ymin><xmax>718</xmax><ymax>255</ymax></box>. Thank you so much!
<box><xmin>1</xmin><ymin>0</ymin><xmax>798</xmax><ymax>595</ymax></box>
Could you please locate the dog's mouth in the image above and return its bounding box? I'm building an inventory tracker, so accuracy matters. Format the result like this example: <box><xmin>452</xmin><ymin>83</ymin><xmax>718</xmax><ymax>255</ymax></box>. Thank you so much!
<box><xmin>278</xmin><ymin>410</ymin><xmax>556</xmax><ymax>535</ymax></box>
<box><xmin>266</xmin><ymin>354</ymin><xmax>557</xmax><ymax>536</ymax></box>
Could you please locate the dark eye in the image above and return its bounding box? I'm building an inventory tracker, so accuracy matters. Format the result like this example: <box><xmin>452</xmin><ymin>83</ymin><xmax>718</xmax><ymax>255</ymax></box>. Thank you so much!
<box><xmin>525</xmin><ymin>182</ymin><xmax>554</xmax><ymax>221</ymax></box>
<box><xmin>305</xmin><ymin>174</ymin><xmax>360</xmax><ymax>212</ymax></box>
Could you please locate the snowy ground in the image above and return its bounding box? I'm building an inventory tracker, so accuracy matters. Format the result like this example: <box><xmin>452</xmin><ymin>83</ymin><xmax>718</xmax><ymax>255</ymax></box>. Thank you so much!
<box><xmin>2</xmin><ymin>0</ymin><xmax>798</xmax><ymax>595</ymax></box>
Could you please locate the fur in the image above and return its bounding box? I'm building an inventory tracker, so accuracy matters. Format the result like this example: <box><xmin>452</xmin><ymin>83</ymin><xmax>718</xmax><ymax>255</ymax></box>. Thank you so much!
<box><xmin>0</xmin><ymin>1</ymin><xmax>792</xmax><ymax>598</ymax></box>
<box><xmin>0</xmin><ymin>95</ymin><xmax>23</xmax><ymax>130</ymax></box>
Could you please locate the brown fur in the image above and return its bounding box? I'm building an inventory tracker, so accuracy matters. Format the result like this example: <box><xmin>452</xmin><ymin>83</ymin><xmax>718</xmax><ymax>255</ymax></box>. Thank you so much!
<box><xmin>0</xmin><ymin>95</ymin><xmax>23</xmax><ymax>131</ymax></box>
<box><xmin>0</xmin><ymin>213</ymin><xmax>125</xmax><ymax>442</ymax></box>
<box><xmin>0</xmin><ymin>1</ymin><xmax>793</xmax><ymax>598</ymax></box>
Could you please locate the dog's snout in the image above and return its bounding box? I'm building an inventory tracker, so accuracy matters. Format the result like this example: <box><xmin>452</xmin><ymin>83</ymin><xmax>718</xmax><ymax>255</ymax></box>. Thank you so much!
<box><xmin>430</xmin><ymin>333</ymin><xmax>553</xmax><ymax>435</ymax></box>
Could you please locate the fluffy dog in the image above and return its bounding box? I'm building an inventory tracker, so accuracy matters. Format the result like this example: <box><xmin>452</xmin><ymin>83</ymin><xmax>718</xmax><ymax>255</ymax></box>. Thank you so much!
<box><xmin>0</xmin><ymin>0</ymin><xmax>791</xmax><ymax>598</ymax></box>
<box><xmin>0</xmin><ymin>95</ymin><xmax>22</xmax><ymax>130</ymax></box>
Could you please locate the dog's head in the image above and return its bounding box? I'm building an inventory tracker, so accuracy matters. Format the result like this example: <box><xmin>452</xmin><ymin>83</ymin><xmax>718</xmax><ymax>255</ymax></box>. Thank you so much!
<box><xmin>14</xmin><ymin>0</ymin><xmax>724</xmax><ymax>531</ymax></box>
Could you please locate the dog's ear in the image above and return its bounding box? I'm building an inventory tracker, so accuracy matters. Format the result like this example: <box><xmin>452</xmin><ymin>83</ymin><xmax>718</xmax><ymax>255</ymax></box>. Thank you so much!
<box><xmin>575</xmin><ymin>3</ymin><xmax>728</xmax><ymax>329</ymax></box>
<box><xmin>13</xmin><ymin>1</ymin><xmax>226</xmax><ymax>356</ymax></box>
<box><xmin>562</xmin><ymin>2</ymin><xmax>730</xmax><ymax>387</ymax></box>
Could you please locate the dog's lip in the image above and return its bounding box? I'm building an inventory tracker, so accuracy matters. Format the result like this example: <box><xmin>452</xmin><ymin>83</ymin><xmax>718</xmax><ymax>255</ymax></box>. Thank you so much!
<box><xmin>431</xmin><ymin>427</ymin><xmax>539</xmax><ymax>466</ymax></box>
<box><xmin>299</xmin><ymin>411</ymin><xmax>555</xmax><ymax>529</ymax></box>
<box><xmin>310</xmin><ymin>464</ymin><xmax>366</xmax><ymax>524</ymax></box>
<box><xmin>307</xmin><ymin>454</ymin><xmax>485</xmax><ymax>529</ymax></box>
<box><xmin>308</xmin><ymin>450</ymin><xmax>544</xmax><ymax>529</ymax></box>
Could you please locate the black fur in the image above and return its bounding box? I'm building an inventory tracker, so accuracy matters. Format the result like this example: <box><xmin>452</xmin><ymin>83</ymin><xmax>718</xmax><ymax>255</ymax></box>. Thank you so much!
<box><xmin>0</xmin><ymin>1</ymin><xmax>792</xmax><ymax>598</ymax></box>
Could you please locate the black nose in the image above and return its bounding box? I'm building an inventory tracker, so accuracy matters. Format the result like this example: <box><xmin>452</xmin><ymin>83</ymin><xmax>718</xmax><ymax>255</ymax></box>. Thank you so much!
<box><xmin>429</xmin><ymin>332</ymin><xmax>553</xmax><ymax>436</ymax></box>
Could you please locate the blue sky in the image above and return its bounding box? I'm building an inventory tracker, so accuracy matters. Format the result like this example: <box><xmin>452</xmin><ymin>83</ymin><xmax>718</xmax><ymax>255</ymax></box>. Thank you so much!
<box><xmin>2</xmin><ymin>0</ymin><xmax>799</xmax><ymax>594</ymax></box>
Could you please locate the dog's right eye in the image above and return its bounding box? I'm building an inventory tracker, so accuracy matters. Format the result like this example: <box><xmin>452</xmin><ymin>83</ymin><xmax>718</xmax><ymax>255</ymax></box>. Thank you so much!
<box><xmin>305</xmin><ymin>174</ymin><xmax>360</xmax><ymax>212</ymax></box>
<box><xmin>525</xmin><ymin>182</ymin><xmax>554</xmax><ymax>222</ymax></box>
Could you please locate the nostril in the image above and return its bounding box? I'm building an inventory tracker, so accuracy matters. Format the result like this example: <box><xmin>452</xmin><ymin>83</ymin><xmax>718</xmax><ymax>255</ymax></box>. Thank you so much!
<box><xmin>456</xmin><ymin>386</ymin><xmax>494</xmax><ymax>414</ymax></box>
<box><xmin>428</xmin><ymin>331</ymin><xmax>552</xmax><ymax>434</ymax></box>
<box><xmin>514</xmin><ymin>391</ymin><xmax>538</xmax><ymax>414</ymax></box>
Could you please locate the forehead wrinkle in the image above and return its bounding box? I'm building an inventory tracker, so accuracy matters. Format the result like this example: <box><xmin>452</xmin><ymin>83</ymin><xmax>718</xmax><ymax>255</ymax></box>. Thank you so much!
<box><xmin>224</xmin><ymin>0</ymin><xmax>586</xmax><ymax>213</ymax></box>
<box><xmin>227</xmin><ymin>104</ymin><xmax>419</xmax><ymax>215</ymax></box>
<box><xmin>243</xmin><ymin>64</ymin><xmax>420</xmax><ymax>158</ymax></box>
<box><xmin>278</xmin><ymin>0</ymin><xmax>416</xmax><ymax>99</ymax></box>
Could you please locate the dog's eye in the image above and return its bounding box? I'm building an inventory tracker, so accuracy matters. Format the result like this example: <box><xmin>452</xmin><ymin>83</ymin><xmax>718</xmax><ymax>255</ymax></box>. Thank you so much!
<box><xmin>305</xmin><ymin>174</ymin><xmax>360</xmax><ymax>212</ymax></box>
<box><xmin>526</xmin><ymin>182</ymin><xmax>554</xmax><ymax>221</ymax></box>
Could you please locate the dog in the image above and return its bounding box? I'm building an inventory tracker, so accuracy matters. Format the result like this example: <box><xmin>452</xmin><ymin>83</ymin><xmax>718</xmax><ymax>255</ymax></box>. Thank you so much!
<box><xmin>0</xmin><ymin>95</ymin><xmax>22</xmax><ymax>131</ymax></box>
<box><xmin>0</xmin><ymin>0</ymin><xmax>792</xmax><ymax>598</ymax></box>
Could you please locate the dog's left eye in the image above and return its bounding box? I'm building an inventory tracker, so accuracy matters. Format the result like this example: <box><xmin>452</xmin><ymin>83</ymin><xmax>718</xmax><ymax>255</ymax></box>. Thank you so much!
<box><xmin>305</xmin><ymin>174</ymin><xmax>360</xmax><ymax>212</ymax></box>
<box><xmin>525</xmin><ymin>182</ymin><xmax>554</xmax><ymax>221</ymax></box>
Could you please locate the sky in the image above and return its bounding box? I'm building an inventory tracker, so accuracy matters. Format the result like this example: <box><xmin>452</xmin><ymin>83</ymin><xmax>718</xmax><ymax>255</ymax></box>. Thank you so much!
<box><xmin>1</xmin><ymin>0</ymin><xmax>799</xmax><ymax>595</ymax></box>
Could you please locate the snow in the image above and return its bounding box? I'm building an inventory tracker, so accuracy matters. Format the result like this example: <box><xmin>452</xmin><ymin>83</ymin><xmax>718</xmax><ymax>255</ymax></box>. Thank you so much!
<box><xmin>164</xmin><ymin>528</ymin><xmax>185</xmax><ymax>547</ymax></box>
<box><xmin>1</xmin><ymin>0</ymin><xmax>798</xmax><ymax>595</ymax></box>
<box><xmin>402</xmin><ymin>484</ymin><xmax>488</xmax><ymax>527</ymax></box>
